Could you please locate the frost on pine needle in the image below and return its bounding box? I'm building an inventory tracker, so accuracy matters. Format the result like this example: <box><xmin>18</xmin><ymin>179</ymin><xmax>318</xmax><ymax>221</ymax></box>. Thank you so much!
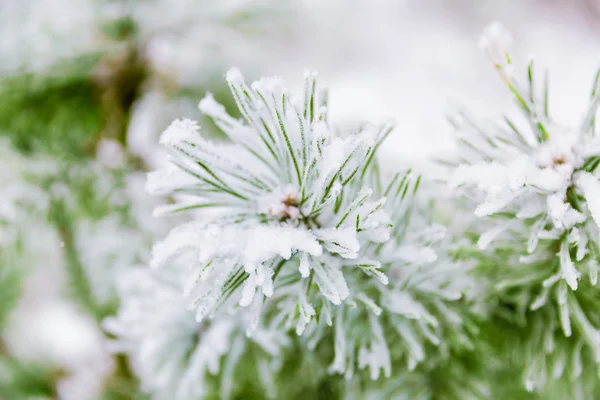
<box><xmin>304</xmin><ymin>172</ymin><xmax>477</xmax><ymax>380</ymax></box>
<box><xmin>104</xmin><ymin>264</ymin><xmax>287</xmax><ymax>400</ymax></box>
<box><xmin>146</xmin><ymin>68</ymin><xmax>479</xmax><ymax>389</ymax></box>
<box><xmin>445</xmin><ymin>22</ymin><xmax>600</xmax><ymax>392</ymax></box>
<box><xmin>147</xmin><ymin>69</ymin><xmax>394</xmax><ymax>332</ymax></box>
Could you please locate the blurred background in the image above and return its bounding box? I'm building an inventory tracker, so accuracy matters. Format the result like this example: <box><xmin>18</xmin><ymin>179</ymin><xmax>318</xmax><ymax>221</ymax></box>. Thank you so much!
<box><xmin>1</xmin><ymin>0</ymin><xmax>600</xmax><ymax>398</ymax></box>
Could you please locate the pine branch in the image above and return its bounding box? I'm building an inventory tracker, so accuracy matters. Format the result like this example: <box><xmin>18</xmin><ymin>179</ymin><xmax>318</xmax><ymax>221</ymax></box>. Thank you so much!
<box><xmin>48</xmin><ymin>196</ymin><xmax>107</xmax><ymax>322</ymax></box>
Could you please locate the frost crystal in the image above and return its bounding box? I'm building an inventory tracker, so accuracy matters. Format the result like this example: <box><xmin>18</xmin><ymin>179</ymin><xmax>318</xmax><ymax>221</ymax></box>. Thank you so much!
<box><xmin>307</xmin><ymin>173</ymin><xmax>475</xmax><ymax>379</ymax></box>
<box><xmin>104</xmin><ymin>265</ymin><xmax>286</xmax><ymax>400</ymax></box>
<box><xmin>446</xmin><ymin>22</ymin><xmax>600</xmax><ymax>391</ymax></box>
<box><xmin>148</xmin><ymin>69</ymin><xmax>394</xmax><ymax>331</ymax></box>
<box><xmin>448</xmin><ymin>23</ymin><xmax>600</xmax><ymax>292</ymax></box>
<box><xmin>144</xmin><ymin>67</ymin><xmax>479</xmax><ymax>392</ymax></box>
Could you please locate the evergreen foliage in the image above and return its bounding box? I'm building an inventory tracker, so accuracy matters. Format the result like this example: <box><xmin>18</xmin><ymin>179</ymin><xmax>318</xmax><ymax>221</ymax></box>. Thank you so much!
<box><xmin>2</xmin><ymin>9</ymin><xmax>600</xmax><ymax>399</ymax></box>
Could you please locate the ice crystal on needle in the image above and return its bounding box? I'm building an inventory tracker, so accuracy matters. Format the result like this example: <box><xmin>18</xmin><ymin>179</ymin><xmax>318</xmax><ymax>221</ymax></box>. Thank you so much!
<box><xmin>448</xmin><ymin>22</ymin><xmax>600</xmax><ymax>291</ymax></box>
<box><xmin>319</xmin><ymin>172</ymin><xmax>476</xmax><ymax>380</ymax></box>
<box><xmin>104</xmin><ymin>264</ymin><xmax>286</xmax><ymax>400</ymax></box>
<box><xmin>147</xmin><ymin>69</ymin><xmax>393</xmax><ymax>331</ymax></box>
<box><xmin>446</xmin><ymin>22</ymin><xmax>600</xmax><ymax>392</ymax></box>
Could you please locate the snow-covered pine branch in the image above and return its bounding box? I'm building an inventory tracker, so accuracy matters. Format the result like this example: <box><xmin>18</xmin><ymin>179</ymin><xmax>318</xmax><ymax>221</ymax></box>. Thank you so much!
<box><xmin>315</xmin><ymin>171</ymin><xmax>477</xmax><ymax>380</ymax></box>
<box><xmin>445</xmin><ymin>22</ymin><xmax>600</xmax><ymax>393</ymax></box>
<box><xmin>147</xmin><ymin>69</ymin><xmax>393</xmax><ymax>334</ymax></box>
<box><xmin>103</xmin><ymin>264</ymin><xmax>287</xmax><ymax>400</ymax></box>
<box><xmin>143</xmin><ymin>68</ymin><xmax>478</xmax><ymax>385</ymax></box>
